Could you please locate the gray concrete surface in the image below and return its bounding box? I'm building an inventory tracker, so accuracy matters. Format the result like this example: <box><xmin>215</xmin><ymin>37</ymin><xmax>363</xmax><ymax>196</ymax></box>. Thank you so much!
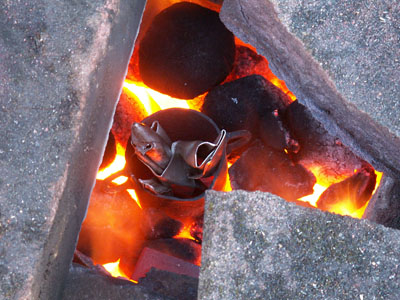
<box><xmin>62</xmin><ymin>264</ymin><xmax>169</xmax><ymax>300</ymax></box>
<box><xmin>220</xmin><ymin>0</ymin><xmax>400</xmax><ymax>177</ymax></box>
<box><xmin>200</xmin><ymin>190</ymin><xmax>400</xmax><ymax>299</ymax></box>
<box><xmin>0</xmin><ymin>0</ymin><xmax>145</xmax><ymax>299</ymax></box>
<box><xmin>364</xmin><ymin>175</ymin><xmax>400</xmax><ymax>229</ymax></box>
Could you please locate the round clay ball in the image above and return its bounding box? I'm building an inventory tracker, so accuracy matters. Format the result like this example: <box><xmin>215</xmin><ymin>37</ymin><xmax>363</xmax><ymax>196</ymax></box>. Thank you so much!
<box><xmin>139</xmin><ymin>2</ymin><xmax>235</xmax><ymax>99</ymax></box>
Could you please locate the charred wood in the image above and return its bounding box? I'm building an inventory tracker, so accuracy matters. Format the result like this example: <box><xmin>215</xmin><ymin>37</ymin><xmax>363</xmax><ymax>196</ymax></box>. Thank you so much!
<box><xmin>144</xmin><ymin>238</ymin><xmax>201</xmax><ymax>266</ymax></box>
<box><xmin>112</xmin><ymin>91</ymin><xmax>145</xmax><ymax>146</ymax></box>
<box><xmin>225</xmin><ymin>46</ymin><xmax>271</xmax><ymax>82</ymax></box>
<box><xmin>202</xmin><ymin>75</ymin><xmax>296</xmax><ymax>152</ymax></box>
<box><xmin>317</xmin><ymin>166</ymin><xmax>376</xmax><ymax>211</ymax></box>
<box><xmin>140</xmin><ymin>208</ymin><xmax>183</xmax><ymax>240</ymax></box>
<box><xmin>62</xmin><ymin>264</ymin><xmax>166</xmax><ymax>300</ymax></box>
<box><xmin>132</xmin><ymin>247</ymin><xmax>200</xmax><ymax>283</ymax></box>
<box><xmin>229</xmin><ymin>140</ymin><xmax>315</xmax><ymax>200</ymax></box>
<box><xmin>284</xmin><ymin>100</ymin><xmax>367</xmax><ymax>186</ymax></box>
<box><xmin>189</xmin><ymin>216</ymin><xmax>203</xmax><ymax>244</ymax></box>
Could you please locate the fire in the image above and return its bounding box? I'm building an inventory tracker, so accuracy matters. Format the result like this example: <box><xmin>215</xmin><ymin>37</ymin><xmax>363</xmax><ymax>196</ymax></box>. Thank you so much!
<box><xmin>103</xmin><ymin>259</ymin><xmax>126</xmax><ymax>277</ymax></box>
<box><xmin>174</xmin><ymin>225</ymin><xmax>196</xmax><ymax>241</ymax></box>
<box><xmin>80</xmin><ymin>1</ymin><xmax>385</xmax><ymax>282</ymax></box>
<box><xmin>299</xmin><ymin>170</ymin><xmax>383</xmax><ymax>218</ymax></box>
<box><xmin>96</xmin><ymin>140</ymin><xmax>142</xmax><ymax>208</ymax></box>
<box><xmin>126</xmin><ymin>189</ymin><xmax>142</xmax><ymax>209</ymax></box>
<box><xmin>112</xmin><ymin>176</ymin><xmax>128</xmax><ymax>185</ymax></box>
<box><xmin>298</xmin><ymin>183</ymin><xmax>328</xmax><ymax>207</ymax></box>
<box><xmin>123</xmin><ymin>80</ymin><xmax>192</xmax><ymax>115</ymax></box>
<box><xmin>233</xmin><ymin>37</ymin><xmax>296</xmax><ymax>101</ymax></box>
<box><xmin>327</xmin><ymin>170</ymin><xmax>382</xmax><ymax>218</ymax></box>
<box><xmin>96</xmin><ymin>142</ymin><xmax>126</xmax><ymax>180</ymax></box>
<box><xmin>122</xmin><ymin>77</ymin><xmax>384</xmax><ymax>221</ymax></box>
<box><xmin>372</xmin><ymin>170</ymin><xmax>383</xmax><ymax>194</ymax></box>
<box><xmin>223</xmin><ymin>164</ymin><xmax>233</xmax><ymax>192</ymax></box>
<box><xmin>103</xmin><ymin>259</ymin><xmax>137</xmax><ymax>283</ymax></box>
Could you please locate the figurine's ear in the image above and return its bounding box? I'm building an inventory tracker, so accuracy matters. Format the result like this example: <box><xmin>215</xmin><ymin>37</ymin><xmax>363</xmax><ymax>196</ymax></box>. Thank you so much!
<box><xmin>150</xmin><ymin>121</ymin><xmax>172</xmax><ymax>145</ymax></box>
<box><xmin>150</xmin><ymin>121</ymin><xmax>159</xmax><ymax>131</ymax></box>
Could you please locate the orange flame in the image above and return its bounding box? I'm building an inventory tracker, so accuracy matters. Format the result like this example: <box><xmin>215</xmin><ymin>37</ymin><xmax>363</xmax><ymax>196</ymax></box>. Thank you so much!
<box><xmin>123</xmin><ymin>80</ymin><xmax>191</xmax><ymax>116</ymax></box>
<box><xmin>86</xmin><ymin>17</ymin><xmax>385</xmax><ymax>283</ymax></box>
<box><xmin>103</xmin><ymin>259</ymin><xmax>137</xmax><ymax>283</ymax></box>
<box><xmin>222</xmin><ymin>164</ymin><xmax>233</xmax><ymax>192</ymax></box>
<box><xmin>112</xmin><ymin>176</ymin><xmax>128</xmax><ymax>185</ymax></box>
<box><xmin>298</xmin><ymin>170</ymin><xmax>383</xmax><ymax>218</ymax></box>
<box><xmin>126</xmin><ymin>189</ymin><xmax>142</xmax><ymax>209</ymax></box>
<box><xmin>298</xmin><ymin>183</ymin><xmax>328</xmax><ymax>207</ymax></box>
<box><xmin>332</xmin><ymin>170</ymin><xmax>382</xmax><ymax>218</ymax></box>
<box><xmin>97</xmin><ymin>142</ymin><xmax>126</xmax><ymax>180</ymax></box>
<box><xmin>96</xmin><ymin>141</ymin><xmax>141</xmax><ymax>209</ymax></box>
<box><xmin>174</xmin><ymin>224</ymin><xmax>196</xmax><ymax>241</ymax></box>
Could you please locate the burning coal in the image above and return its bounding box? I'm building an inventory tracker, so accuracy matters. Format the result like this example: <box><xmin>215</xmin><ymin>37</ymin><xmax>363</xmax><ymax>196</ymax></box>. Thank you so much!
<box><xmin>75</xmin><ymin>0</ymin><xmax>383</xmax><ymax>283</ymax></box>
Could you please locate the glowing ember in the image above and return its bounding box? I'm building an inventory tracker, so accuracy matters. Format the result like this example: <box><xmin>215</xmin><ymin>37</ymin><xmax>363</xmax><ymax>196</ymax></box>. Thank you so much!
<box><xmin>298</xmin><ymin>183</ymin><xmax>327</xmax><ymax>207</ymax></box>
<box><xmin>97</xmin><ymin>142</ymin><xmax>126</xmax><ymax>180</ymax></box>
<box><xmin>112</xmin><ymin>176</ymin><xmax>128</xmax><ymax>185</ymax></box>
<box><xmin>339</xmin><ymin>170</ymin><xmax>383</xmax><ymax>218</ymax></box>
<box><xmin>103</xmin><ymin>259</ymin><xmax>125</xmax><ymax>277</ymax></box>
<box><xmin>103</xmin><ymin>259</ymin><xmax>137</xmax><ymax>283</ymax></box>
<box><xmin>123</xmin><ymin>80</ymin><xmax>191</xmax><ymax>116</ymax></box>
<box><xmin>269</xmin><ymin>77</ymin><xmax>296</xmax><ymax>101</ymax></box>
<box><xmin>299</xmin><ymin>170</ymin><xmax>383</xmax><ymax>218</ymax></box>
<box><xmin>127</xmin><ymin>189</ymin><xmax>142</xmax><ymax>209</ymax></box>
<box><xmin>223</xmin><ymin>169</ymin><xmax>233</xmax><ymax>192</ymax></box>
<box><xmin>233</xmin><ymin>37</ymin><xmax>296</xmax><ymax>102</ymax></box>
<box><xmin>174</xmin><ymin>225</ymin><xmax>196</xmax><ymax>241</ymax></box>
<box><xmin>80</xmin><ymin>4</ymin><xmax>385</xmax><ymax>282</ymax></box>
<box><xmin>328</xmin><ymin>200</ymin><xmax>368</xmax><ymax>219</ymax></box>
<box><xmin>372</xmin><ymin>171</ymin><xmax>383</xmax><ymax>194</ymax></box>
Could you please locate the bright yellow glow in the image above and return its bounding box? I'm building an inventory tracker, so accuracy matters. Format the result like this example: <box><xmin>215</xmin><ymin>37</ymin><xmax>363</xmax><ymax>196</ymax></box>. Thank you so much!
<box><xmin>269</xmin><ymin>77</ymin><xmax>296</xmax><ymax>101</ymax></box>
<box><xmin>298</xmin><ymin>183</ymin><xmax>328</xmax><ymax>207</ymax></box>
<box><xmin>299</xmin><ymin>169</ymin><xmax>384</xmax><ymax>218</ymax></box>
<box><xmin>325</xmin><ymin>170</ymin><xmax>383</xmax><ymax>218</ymax></box>
<box><xmin>102</xmin><ymin>259</ymin><xmax>137</xmax><ymax>283</ymax></box>
<box><xmin>174</xmin><ymin>225</ymin><xmax>195</xmax><ymax>241</ymax></box>
<box><xmin>126</xmin><ymin>189</ymin><xmax>142</xmax><ymax>209</ymax></box>
<box><xmin>372</xmin><ymin>171</ymin><xmax>383</xmax><ymax>194</ymax></box>
<box><xmin>112</xmin><ymin>176</ymin><xmax>128</xmax><ymax>185</ymax></box>
<box><xmin>222</xmin><ymin>169</ymin><xmax>233</xmax><ymax>192</ymax></box>
<box><xmin>103</xmin><ymin>259</ymin><xmax>124</xmax><ymax>277</ymax></box>
<box><xmin>329</xmin><ymin>200</ymin><xmax>369</xmax><ymax>219</ymax></box>
<box><xmin>97</xmin><ymin>143</ymin><xmax>126</xmax><ymax>180</ymax></box>
<box><xmin>123</xmin><ymin>80</ymin><xmax>190</xmax><ymax>116</ymax></box>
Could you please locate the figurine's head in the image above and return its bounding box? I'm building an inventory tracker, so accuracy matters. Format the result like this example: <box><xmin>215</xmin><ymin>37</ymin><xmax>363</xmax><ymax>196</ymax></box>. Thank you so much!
<box><xmin>130</xmin><ymin>122</ymin><xmax>172</xmax><ymax>174</ymax></box>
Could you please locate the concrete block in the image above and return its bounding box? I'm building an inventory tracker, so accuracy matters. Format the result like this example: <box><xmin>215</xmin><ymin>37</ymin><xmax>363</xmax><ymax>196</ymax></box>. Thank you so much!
<box><xmin>200</xmin><ymin>190</ymin><xmax>400</xmax><ymax>299</ymax></box>
<box><xmin>0</xmin><ymin>0</ymin><xmax>145</xmax><ymax>298</ymax></box>
<box><xmin>220</xmin><ymin>0</ymin><xmax>400</xmax><ymax>177</ymax></box>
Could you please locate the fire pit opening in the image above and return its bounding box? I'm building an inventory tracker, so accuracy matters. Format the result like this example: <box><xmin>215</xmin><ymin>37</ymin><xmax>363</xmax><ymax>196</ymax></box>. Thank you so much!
<box><xmin>74</xmin><ymin>0</ymin><xmax>383</xmax><ymax>295</ymax></box>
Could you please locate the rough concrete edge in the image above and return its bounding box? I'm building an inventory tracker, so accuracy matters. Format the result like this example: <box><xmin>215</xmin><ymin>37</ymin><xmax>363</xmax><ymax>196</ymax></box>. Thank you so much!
<box><xmin>220</xmin><ymin>0</ymin><xmax>400</xmax><ymax>177</ymax></box>
<box><xmin>199</xmin><ymin>189</ymin><xmax>400</xmax><ymax>299</ymax></box>
<box><xmin>29</xmin><ymin>1</ymin><xmax>146</xmax><ymax>299</ymax></box>
<box><xmin>62</xmin><ymin>264</ymin><xmax>169</xmax><ymax>300</ymax></box>
<box><xmin>363</xmin><ymin>175</ymin><xmax>400</xmax><ymax>228</ymax></box>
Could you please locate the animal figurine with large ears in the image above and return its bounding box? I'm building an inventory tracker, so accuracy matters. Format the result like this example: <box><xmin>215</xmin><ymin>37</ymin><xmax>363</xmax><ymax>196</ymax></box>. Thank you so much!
<box><xmin>130</xmin><ymin>121</ymin><xmax>229</xmax><ymax>196</ymax></box>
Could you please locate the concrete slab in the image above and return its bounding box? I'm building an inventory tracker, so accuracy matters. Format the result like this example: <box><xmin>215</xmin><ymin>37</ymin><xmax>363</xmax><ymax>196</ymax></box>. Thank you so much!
<box><xmin>0</xmin><ymin>0</ymin><xmax>145</xmax><ymax>299</ymax></box>
<box><xmin>200</xmin><ymin>190</ymin><xmax>400</xmax><ymax>299</ymax></box>
<box><xmin>61</xmin><ymin>264</ymin><xmax>169</xmax><ymax>300</ymax></box>
<box><xmin>364</xmin><ymin>175</ymin><xmax>400</xmax><ymax>229</ymax></box>
<box><xmin>220</xmin><ymin>0</ymin><xmax>400</xmax><ymax>177</ymax></box>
